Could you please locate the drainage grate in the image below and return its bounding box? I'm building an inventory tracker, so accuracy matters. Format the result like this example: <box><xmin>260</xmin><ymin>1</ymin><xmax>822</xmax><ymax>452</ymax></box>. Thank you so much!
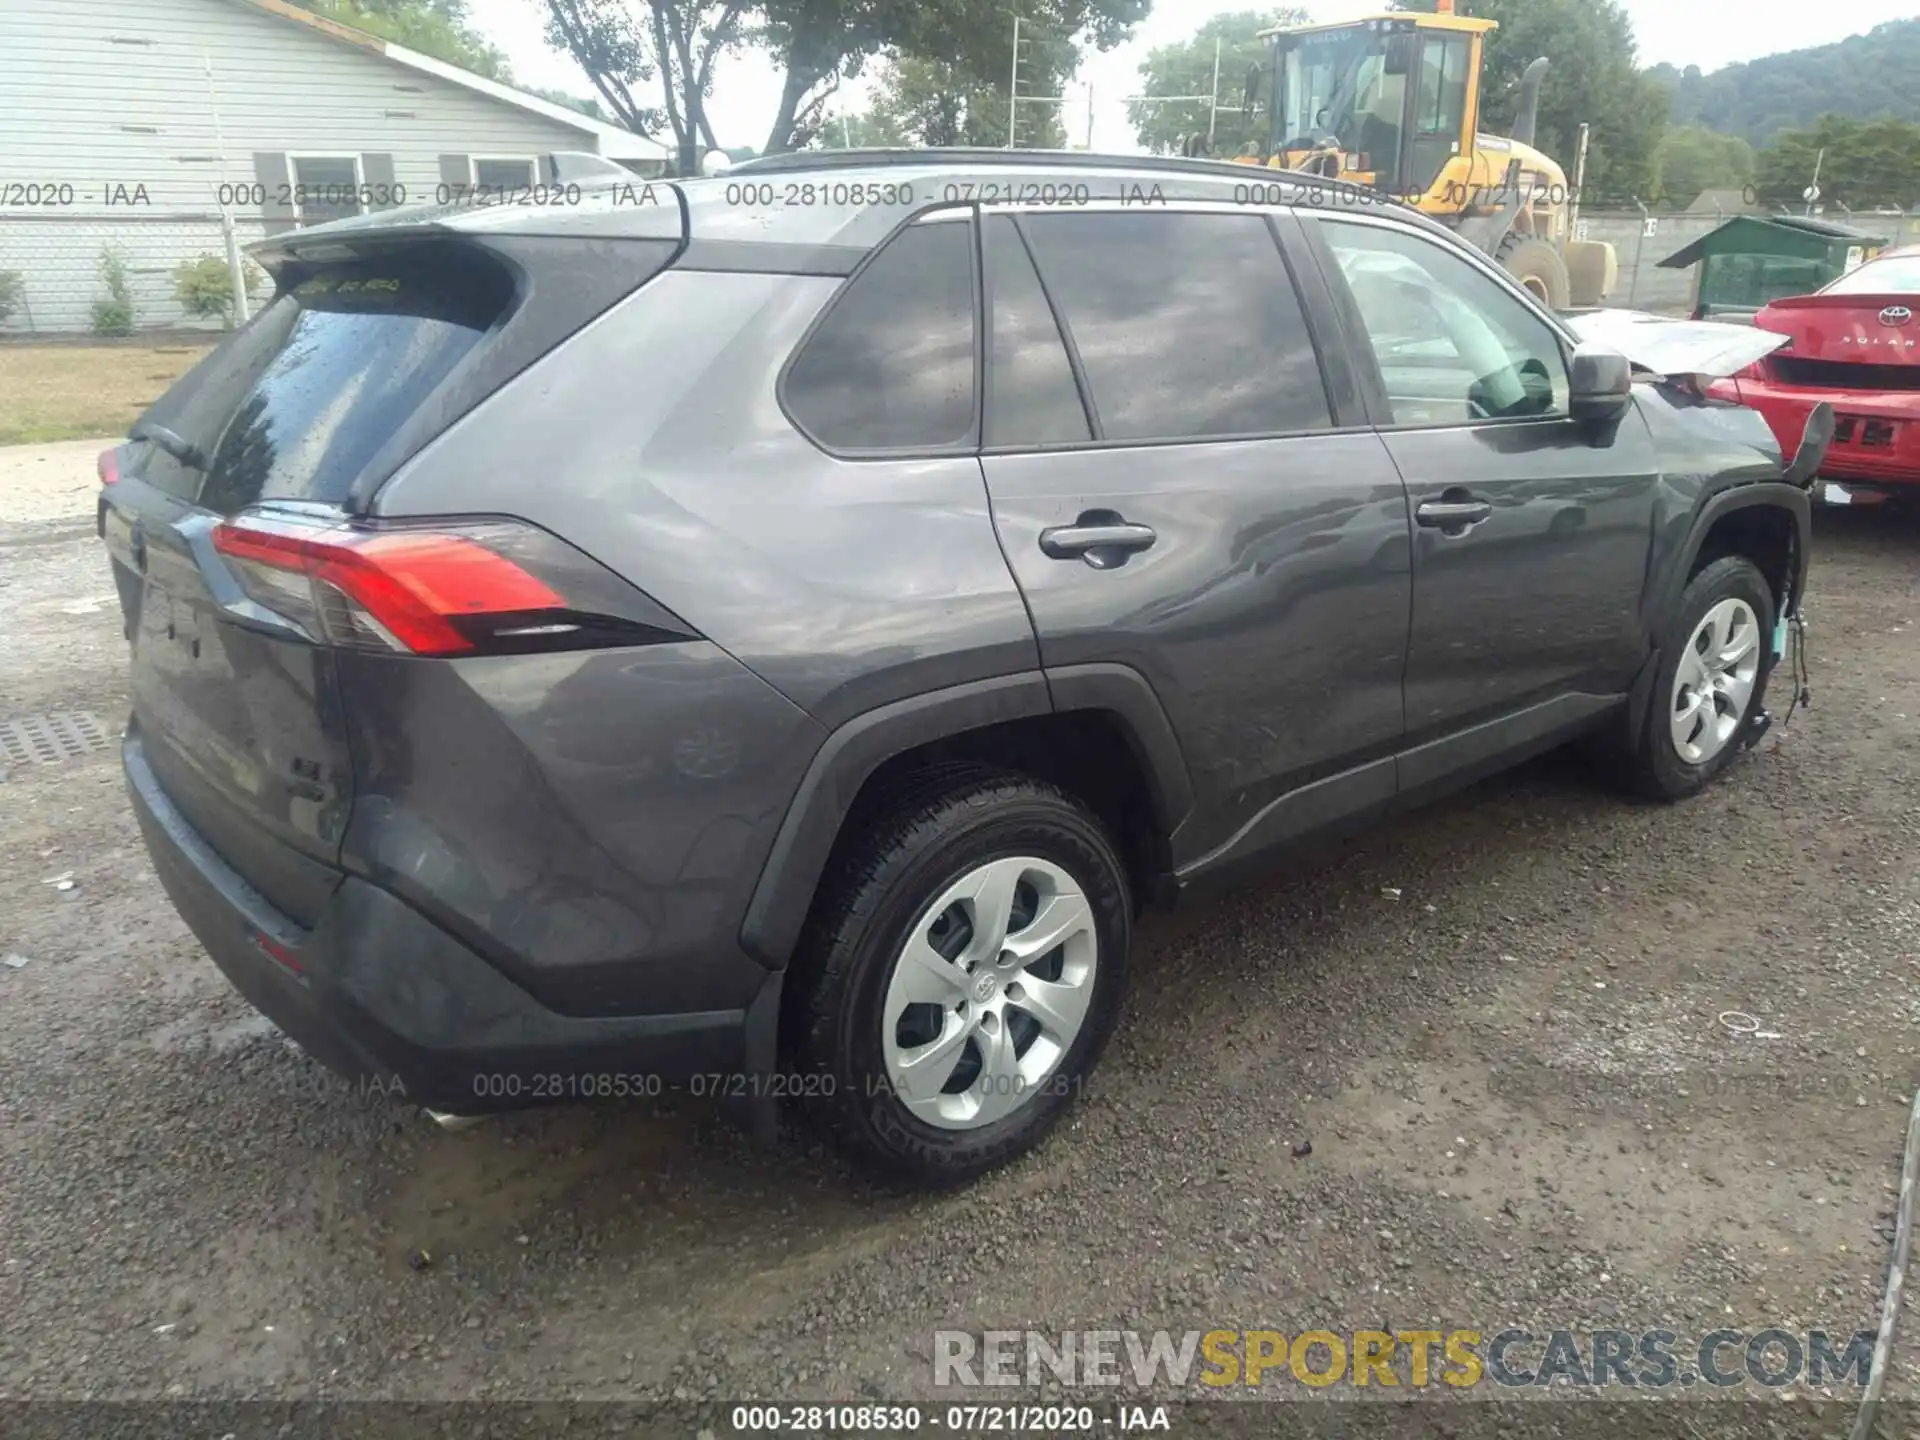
<box><xmin>0</xmin><ymin>712</ymin><xmax>114</xmax><ymax>767</ymax></box>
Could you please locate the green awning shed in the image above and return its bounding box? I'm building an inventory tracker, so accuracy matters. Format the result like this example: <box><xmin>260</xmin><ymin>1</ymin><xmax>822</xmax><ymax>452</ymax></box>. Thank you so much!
<box><xmin>1658</xmin><ymin>214</ymin><xmax>1891</xmax><ymax>320</ymax></box>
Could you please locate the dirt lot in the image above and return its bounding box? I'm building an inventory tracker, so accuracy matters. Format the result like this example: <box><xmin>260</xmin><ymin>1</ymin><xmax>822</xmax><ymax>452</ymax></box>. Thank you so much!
<box><xmin>1</xmin><ymin>448</ymin><xmax>1917</xmax><ymax>1437</ymax></box>
<box><xmin>0</xmin><ymin>339</ymin><xmax>213</xmax><ymax>445</ymax></box>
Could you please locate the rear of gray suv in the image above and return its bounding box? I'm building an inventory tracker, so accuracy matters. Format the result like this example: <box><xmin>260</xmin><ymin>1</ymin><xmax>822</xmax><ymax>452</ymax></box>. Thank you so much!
<box><xmin>105</xmin><ymin>152</ymin><xmax>1812</xmax><ymax>1183</ymax></box>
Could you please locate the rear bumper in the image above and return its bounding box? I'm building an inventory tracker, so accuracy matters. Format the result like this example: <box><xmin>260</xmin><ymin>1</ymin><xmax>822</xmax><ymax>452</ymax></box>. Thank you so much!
<box><xmin>126</xmin><ymin>733</ymin><xmax>762</xmax><ymax>1116</ymax></box>
<box><xmin>1733</xmin><ymin>380</ymin><xmax>1920</xmax><ymax>486</ymax></box>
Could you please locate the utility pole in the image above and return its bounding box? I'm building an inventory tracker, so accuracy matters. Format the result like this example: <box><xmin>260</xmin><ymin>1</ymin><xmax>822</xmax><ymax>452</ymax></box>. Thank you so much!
<box><xmin>1208</xmin><ymin>38</ymin><xmax>1222</xmax><ymax>147</ymax></box>
<box><xmin>203</xmin><ymin>53</ymin><xmax>250</xmax><ymax>327</ymax></box>
<box><xmin>1804</xmin><ymin>147</ymin><xmax>1825</xmax><ymax>217</ymax></box>
<box><xmin>1086</xmin><ymin>84</ymin><xmax>1095</xmax><ymax>149</ymax></box>
<box><xmin>1007</xmin><ymin>16</ymin><xmax>1021</xmax><ymax>149</ymax></box>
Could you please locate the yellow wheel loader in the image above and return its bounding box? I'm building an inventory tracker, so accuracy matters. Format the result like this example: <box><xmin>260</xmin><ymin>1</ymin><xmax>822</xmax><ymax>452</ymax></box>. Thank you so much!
<box><xmin>1220</xmin><ymin>0</ymin><xmax>1617</xmax><ymax>309</ymax></box>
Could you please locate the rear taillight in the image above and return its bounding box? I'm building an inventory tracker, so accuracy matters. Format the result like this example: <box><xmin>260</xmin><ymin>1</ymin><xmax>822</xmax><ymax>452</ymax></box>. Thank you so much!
<box><xmin>211</xmin><ymin>514</ymin><xmax>689</xmax><ymax>657</ymax></box>
<box><xmin>97</xmin><ymin>447</ymin><xmax>120</xmax><ymax>485</ymax></box>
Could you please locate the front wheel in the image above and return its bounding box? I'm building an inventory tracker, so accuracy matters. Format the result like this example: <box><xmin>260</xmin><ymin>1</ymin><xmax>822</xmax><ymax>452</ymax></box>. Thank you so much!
<box><xmin>792</xmin><ymin>767</ymin><xmax>1131</xmax><ymax>1184</ymax></box>
<box><xmin>1623</xmin><ymin>556</ymin><xmax>1777</xmax><ymax>800</ymax></box>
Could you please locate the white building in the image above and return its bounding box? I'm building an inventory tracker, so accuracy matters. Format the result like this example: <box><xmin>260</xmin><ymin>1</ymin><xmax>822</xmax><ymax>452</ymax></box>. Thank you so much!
<box><xmin>0</xmin><ymin>0</ymin><xmax>670</xmax><ymax>334</ymax></box>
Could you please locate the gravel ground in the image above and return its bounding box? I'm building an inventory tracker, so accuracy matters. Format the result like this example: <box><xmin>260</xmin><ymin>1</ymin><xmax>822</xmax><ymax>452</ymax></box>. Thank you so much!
<box><xmin>2</xmin><ymin>457</ymin><xmax>1917</xmax><ymax>1438</ymax></box>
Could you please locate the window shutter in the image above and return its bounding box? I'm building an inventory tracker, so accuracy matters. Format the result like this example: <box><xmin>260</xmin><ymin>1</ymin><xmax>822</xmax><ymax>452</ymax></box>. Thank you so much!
<box><xmin>253</xmin><ymin>152</ymin><xmax>297</xmax><ymax>234</ymax></box>
<box><xmin>439</xmin><ymin>154</ymin><xmax>471</xmax><ymax>189</ymax></box>
<box><xmin>361</xmin><ymin>153</ymin><xmax>401</xmax><ymax>208</ymax></box>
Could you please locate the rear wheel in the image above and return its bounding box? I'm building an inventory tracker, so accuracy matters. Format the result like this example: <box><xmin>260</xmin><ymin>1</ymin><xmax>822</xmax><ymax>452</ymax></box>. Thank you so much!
<box><xmin>792</xmin><ymin>767</ymin><xmax>1131</xmax><ymax>1183</ymax></box>
<box><xmin>1497</xmin><ymin>233</ymin><xmax>1572</xmax><ymax>310</ymax></box>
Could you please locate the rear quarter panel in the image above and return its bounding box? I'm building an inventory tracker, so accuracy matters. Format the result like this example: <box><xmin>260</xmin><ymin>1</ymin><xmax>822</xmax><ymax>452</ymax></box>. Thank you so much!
<box><xmin>364</xmin><ymin>268</ymin><xmax>1041</xmax><ymax>996</ymax></box>
<box><xmin>373</xmin><ymin>269</ymin><xmax>1040</xmax><ymax>727</ymax></box>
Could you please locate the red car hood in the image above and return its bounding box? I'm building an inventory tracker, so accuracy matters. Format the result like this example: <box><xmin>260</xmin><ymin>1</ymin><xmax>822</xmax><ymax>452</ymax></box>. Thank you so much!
<box><xmin>1754</xmin><ymin>293</ymin><xmax>1920</xmax><ymax>364</ymax></box>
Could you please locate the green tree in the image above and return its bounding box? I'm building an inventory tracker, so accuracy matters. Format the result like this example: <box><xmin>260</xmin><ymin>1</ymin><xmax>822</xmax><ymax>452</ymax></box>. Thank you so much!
<box><xmin>1393</xmin><ymin>0</ymin><xmax>1668</xmax><ymax>204</ymax></box>
<box><xmin>1128</xmin><ymin>10</ymin><xmax>1306</xmax><ymax>158</ymax></box>
<box><xmin>1647</xmin><ymin>20</ymin><xmax>1920</xmax><ymax>148</ymax></box>
<box><xmin>813</xmin><ymin>106</ymin><xmax>910</xmax><ymax>149</ymax></box>
<box><xmin>91</xmin><ymin>248</ymin><xmax>135</xmax><ymax>338</ymax></box>
<box><xmin>1756</xmin><ymin>115</ymin><xmax>1920</xmax><ymax>212</ymax></box>
<box><xmin>292</xmin><ymin>0</ymin><xmax>512</xmax><ymax>80</ymax></box>
<box><xmin>528</xmin><ymin>86</ymin><xmax>607</xmax><ymax>119</ymax></box>
<box><xmin>1651</xmin><ymin>124</ymin><xmax>1754</xmax><ymax>209</ymax></box>
<box><xmin>173</xmin><ymin>254</ymin><xmax>267</xmax><ymax>329</ymax></box>
<box><xmin>544</xmin><ymin>0</ymin><xmax>1147</xmax><ymax>165</ymax></box>
<box><xmin>543</xmin><ymin>0</ymin><xmax>746</xmax><ymax>174</ymax></box>
<box><xmin>861</xmin><ymin>49</ymin><xmax>1072</xmax><ymax>149</ymax></box>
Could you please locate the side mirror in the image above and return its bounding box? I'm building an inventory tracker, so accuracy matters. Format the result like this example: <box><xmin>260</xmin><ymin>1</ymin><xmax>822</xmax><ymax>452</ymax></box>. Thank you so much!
<box><xmin>1569</xmin><ymin>342</ymin><xmax>1632</xmax><ymax>423</ymax></box>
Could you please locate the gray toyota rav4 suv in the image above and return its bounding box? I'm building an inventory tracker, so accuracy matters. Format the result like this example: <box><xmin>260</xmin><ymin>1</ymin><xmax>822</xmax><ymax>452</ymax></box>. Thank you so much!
<box><xmin>101</xmin><ymin>150</ymin><xmax>1818</xmax><ymax>1183</ymax></box>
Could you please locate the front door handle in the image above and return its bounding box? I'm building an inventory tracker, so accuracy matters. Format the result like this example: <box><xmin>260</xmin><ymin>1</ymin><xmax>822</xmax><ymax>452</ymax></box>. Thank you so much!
<box><xmin>1415</xmin><ymin>497</ymin><xmax>1493</xmax><ymax>533</ymax></box>
<box><xmin>1039</xmin><ymin>517</ymin><xmax>1158</xmax><ymax>569</ymax></box>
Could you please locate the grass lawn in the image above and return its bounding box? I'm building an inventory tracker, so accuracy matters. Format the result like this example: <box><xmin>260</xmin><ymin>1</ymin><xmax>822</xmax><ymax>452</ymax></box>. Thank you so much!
<box><xmin>0</xmin><ymin>340</ymin><xmax>214</xmax><ymax>446</ymax></box>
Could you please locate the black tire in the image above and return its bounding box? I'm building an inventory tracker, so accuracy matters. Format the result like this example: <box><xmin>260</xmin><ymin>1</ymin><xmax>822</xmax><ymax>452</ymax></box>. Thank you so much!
<box><xmin>792</xmin><ymin>765</ymin><xmax>1131</xmax><ymax>1184</ymax></box>
<box><xmin>1616</xmin><ymin>556</ymin><xmax>1777</xmax><ymax>801</ymax></box>
<box><xmin>1497</xmin><ymin>233</ymin><xmax>1572</xmax><ymax>311</ymax></box>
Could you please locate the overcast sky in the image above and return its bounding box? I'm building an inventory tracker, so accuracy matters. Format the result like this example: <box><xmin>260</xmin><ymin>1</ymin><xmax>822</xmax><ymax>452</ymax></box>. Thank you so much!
<box><xmin>469</xmin><ymin>0</ymin><xmax>1920</xmax><ymax>154</ymax></box>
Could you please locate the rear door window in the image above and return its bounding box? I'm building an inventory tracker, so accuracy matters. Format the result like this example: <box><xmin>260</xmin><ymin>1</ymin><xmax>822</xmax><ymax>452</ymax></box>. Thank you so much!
<box><xmin>1018</xmin><ymin>211</ymin><xmax>1334</xmax><ymax>442</ymax></box>
<box><xmin>195</xmin><ymin>249</ymin><xmax>515</xmax><ymax>515</ymax></box>
<box><xmin>984</xmin><ymin>214</ymin><xmax>1091</xmax><ymax>448</ymax></box>
<box><xmin>783</xmin><ymin>214</ymin><xmax>978</xmax><ymax>454</ymax></box>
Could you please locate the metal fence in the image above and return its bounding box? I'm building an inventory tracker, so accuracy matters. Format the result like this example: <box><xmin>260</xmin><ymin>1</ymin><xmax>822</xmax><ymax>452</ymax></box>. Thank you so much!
<box><xmin>1578</xmin><ymin>205</ymin><xmax>1920</xmax><ymax>315</ymax></box>
<box><xmin>0</xmin><ymin>211</ymin><xmax>268</xmax><ymax>337</ymax></box>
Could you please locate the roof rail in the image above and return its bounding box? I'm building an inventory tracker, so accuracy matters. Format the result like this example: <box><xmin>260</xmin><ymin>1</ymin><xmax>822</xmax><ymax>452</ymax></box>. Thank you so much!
<box><xmin>726</xmin><ymin>147</ymin><xmax>1333</xmax><ymax>188</ymax></box>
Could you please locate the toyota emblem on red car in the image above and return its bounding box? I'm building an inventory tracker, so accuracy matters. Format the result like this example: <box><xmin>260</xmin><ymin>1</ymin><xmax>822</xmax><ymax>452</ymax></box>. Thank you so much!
<box><xmin>1880</xmin><ymin>305</ymin><xmax>1913</xmax><ymax>326</ymax></box>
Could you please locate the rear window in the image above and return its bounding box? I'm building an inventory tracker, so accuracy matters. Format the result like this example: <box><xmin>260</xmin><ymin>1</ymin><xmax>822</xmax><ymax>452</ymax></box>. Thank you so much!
<box><xmin>193</xmin><ymin>249</ymin><xmax>514</xmax><ymax>514</ymax></box>
<box><xmin>1824</xmin><ymin>256</ymin><xmax>1920</xmax><ymax>295</ymax></box>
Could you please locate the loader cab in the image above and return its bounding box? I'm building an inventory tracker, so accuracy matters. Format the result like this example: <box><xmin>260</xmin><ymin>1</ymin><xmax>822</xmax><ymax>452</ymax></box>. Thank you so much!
<box><xmin>1262</xmin><ymin>14</ymin><xmax>1488</xmax><ymax>203</ymax></box>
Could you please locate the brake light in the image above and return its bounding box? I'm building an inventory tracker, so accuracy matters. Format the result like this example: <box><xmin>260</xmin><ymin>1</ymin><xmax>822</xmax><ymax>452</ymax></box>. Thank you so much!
<box><xmin>97</xmin><ymin>447</ymin><xmax>120</xmax><ymax>485</ymax></box>
<box><xmin>211</xmin><ymin>514</ymin><xmax>687</xmax><ymax>657</ymax></box>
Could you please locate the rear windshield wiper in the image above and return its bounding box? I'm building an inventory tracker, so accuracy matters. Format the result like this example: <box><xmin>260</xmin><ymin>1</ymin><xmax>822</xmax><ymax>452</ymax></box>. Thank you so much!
<box><xmin>130</xmin><ymin>422</ymin><xmax>208</xmax><ymax>472</ymax></box>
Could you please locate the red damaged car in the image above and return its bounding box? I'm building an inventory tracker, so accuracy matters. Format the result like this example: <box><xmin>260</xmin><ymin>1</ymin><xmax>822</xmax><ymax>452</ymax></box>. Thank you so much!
<box><xmin>1709</xmin><ymin>247</ymin><xmax>1920</xmax><ymax>501</ymax></box>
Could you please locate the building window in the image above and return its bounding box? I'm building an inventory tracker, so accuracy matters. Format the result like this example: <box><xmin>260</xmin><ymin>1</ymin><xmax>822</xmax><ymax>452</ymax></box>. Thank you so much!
<box><xmin>291</xmin><ymin>155</ymin><xmax>364</xmax><ymax>225</ymax></box>
<box><xmin>472</xmin><ymin>157</ymin><xmax>537</xmax><ymax>190</ymax></box>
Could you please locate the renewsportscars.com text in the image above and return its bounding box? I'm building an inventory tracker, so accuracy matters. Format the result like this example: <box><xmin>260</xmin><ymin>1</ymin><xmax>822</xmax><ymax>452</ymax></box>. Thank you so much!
<box><xmin>933</xmin><ymin>1327</ymin><xmax>1874</xmax><ymax>1391</ymax></box>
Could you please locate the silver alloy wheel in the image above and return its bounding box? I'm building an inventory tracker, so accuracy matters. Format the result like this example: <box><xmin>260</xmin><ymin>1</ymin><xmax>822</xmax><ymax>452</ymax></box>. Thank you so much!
<box><xmin>880</xmin><ymin>855</ymin><xmax>1097</xmax><ymax>1131</ymax></box>
<box><xmin>1669</xmin><ymin>597</ymin><xmax>1762</xmax><ymax>765</ymax></box>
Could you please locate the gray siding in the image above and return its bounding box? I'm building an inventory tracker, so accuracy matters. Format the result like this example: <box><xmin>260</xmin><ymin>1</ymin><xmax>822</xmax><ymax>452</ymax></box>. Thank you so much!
<box><xmin>0</xmin><ymin>0</ymin><xmax>611</xmax><ymax>332</ymax></box>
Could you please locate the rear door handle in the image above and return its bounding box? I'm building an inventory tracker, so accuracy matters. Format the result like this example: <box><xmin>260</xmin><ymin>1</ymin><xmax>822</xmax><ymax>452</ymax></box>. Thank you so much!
<box><xmin>1414</xmin><ymin>498</ymin><xmax>1492</xmax><ymax>531</ymax></box>
<box><xmin>1039</xmin><ymin>519</ymin><xmax>1158</xmax><ymax>567</ymax></box>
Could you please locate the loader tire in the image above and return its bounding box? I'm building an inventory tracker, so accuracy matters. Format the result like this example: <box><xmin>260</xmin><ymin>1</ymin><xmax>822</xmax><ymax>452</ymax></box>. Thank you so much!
<box><xmin>1498</xmin><ymin>234</ymin><xmax>1572</xmax><ymax>310</ymax></box>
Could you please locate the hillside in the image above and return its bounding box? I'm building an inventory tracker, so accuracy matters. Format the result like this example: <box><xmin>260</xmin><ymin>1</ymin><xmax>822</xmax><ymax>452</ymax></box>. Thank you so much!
<box><xmin>1646</xmin><ymin>19</ymin><xmax>1920</xmax><ymax>147</ymax></box>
